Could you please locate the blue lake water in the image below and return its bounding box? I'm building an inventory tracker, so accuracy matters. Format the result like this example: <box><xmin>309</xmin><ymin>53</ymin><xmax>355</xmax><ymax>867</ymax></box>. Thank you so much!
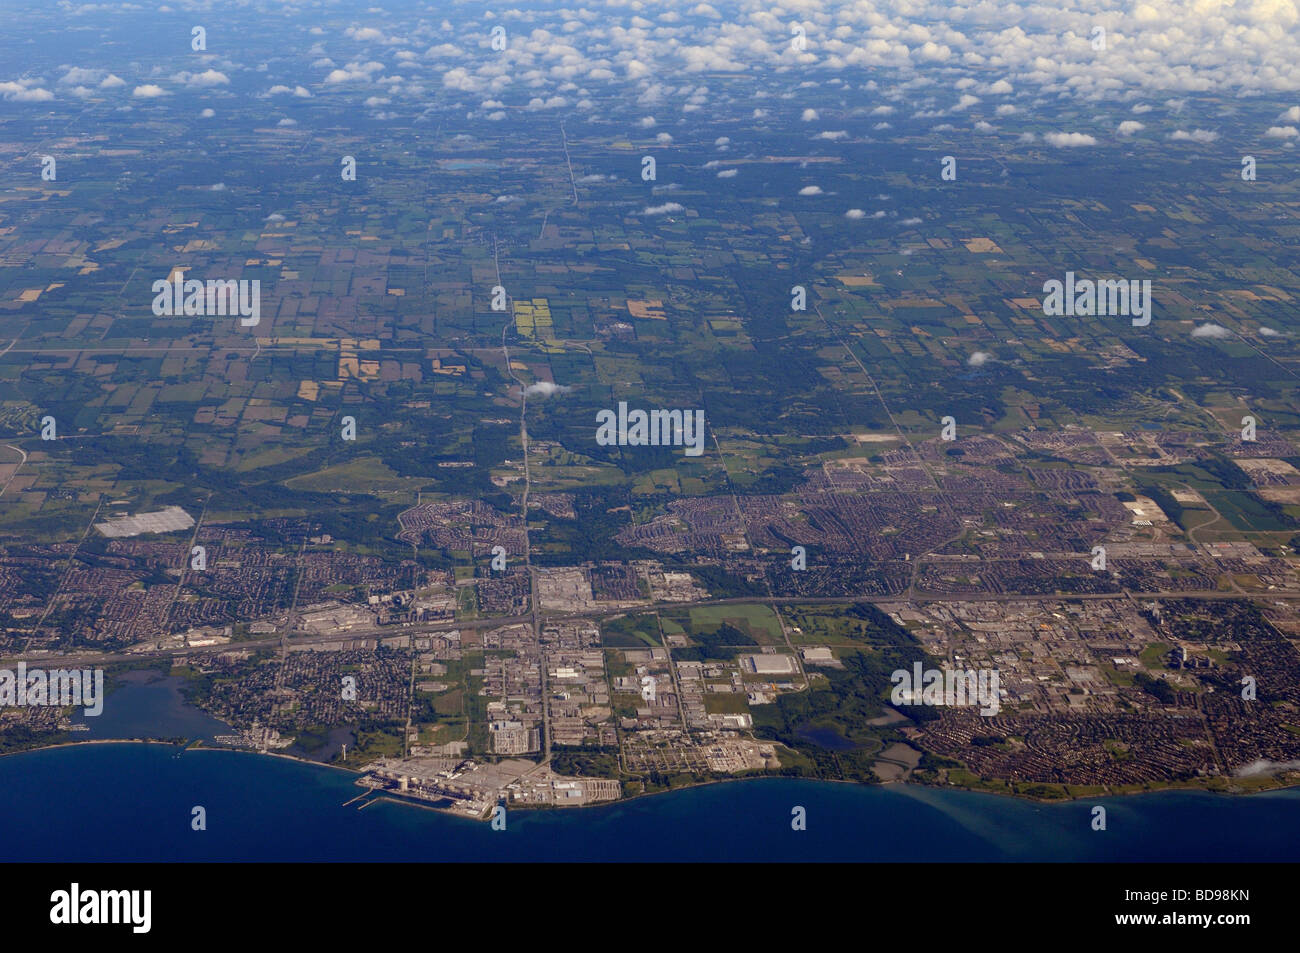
<box><xmin>23</xmin><ymin>673</ymin><xmax>1295</xmax><ymax>861</ymax></box>
<box><xmin>1</xmin><ymin>742</ymin><xmax>1297</xmax><ymax>862</ymax></box>
<box><xmin>71</xmin><ymin>671</ymin><xmax>231</xmax><ymax>742</ymax></box>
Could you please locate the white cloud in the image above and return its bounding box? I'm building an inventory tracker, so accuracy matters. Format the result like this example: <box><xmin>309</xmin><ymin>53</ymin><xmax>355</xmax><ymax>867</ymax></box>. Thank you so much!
<box><xmin>1236</xmin><ymin>759</ymin><xmax>1300</xmax><ymax>778</ymax></box>
<box><xmin>1170</xmin><ymin>129</ymin><xmax>1218</xmax><ymax>143</ymax></box>
<box><xmin>328</xmin><ymin>61</ymin><xmax>385</xmax><ymax>85</ymax></box>
<box><xmin>1044</xmin><ymin>132</ymin><xmax>1098</xmax><ymax>147</ymax></box>
<box><xmin>59</xmin><ymin>67</ymin><xmax>103</xmax><ymax>85</ymax></box>
<box><xmin>716</xmin><ymin>168</ymin><xmax>738</xmax><ymax>178</ymax></box>
<box><xmin>1191</xmin><ymin>323</ymin><xmax>1231</xmax><ymax>339</ymax></box>
<box><xmin>845</xmin><ymin>208</ymin><xmax>865</xmax><ymax>219</ymax></box>
<box><xmin>1117</xmin><ymin>120</ymin><xmax>1145</xmax><ymax>136</ymax></box>
<box><xmin>1265</xmin><ymin>126</ymin><xmax>1298</xmax><ymax>139</ymax></box>
<box><xmin>642</xmin><ymin>202</ymin><xmax>683</xmax><ymax>216</ymax></box>
<box><xmin>132</xmin><ymin>84</ymin><xmax>167</xmax><ymax>98</ymax></box>
<box><xmin>2</xmin><ymin>86</ymin><xmax>54</xmax><ymax>102</ymax></box>
<box><xmin>172</xmin><ymin>69</ymin><xmax>229</xmax><ymax>88</ymax></box>
<box><xmin>798</xmin><ymin>185</ymin><xmax>824</xmax><ymax>195</ymax></box>
<box><xmin>522</xmin><ymin>381</ymin><xmax>570</xmax><ymax>398</ymax></box>
<box><xmin>968</xmin><ymin>351</ymin><xmax>992</xmax><ymax>367</ymax></box>
<box><xmin>86</xmin><ymin>0</ymin><xmax>1300</xmax><ymax>153</ymax></box>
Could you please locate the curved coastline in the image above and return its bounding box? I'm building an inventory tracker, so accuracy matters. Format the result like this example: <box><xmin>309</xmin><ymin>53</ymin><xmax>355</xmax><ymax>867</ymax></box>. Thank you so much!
<box><xmin>3</xmin><ymin>737</ymin><xmax>1297</xmax><ymax>809</ymax></box>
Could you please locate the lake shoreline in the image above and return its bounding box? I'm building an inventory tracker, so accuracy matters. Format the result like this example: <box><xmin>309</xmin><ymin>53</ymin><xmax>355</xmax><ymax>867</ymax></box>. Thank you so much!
<box><xmin>4</xmin><ymin>736</ymin><xmax>1297</xmax><ymax>811</ymax></box>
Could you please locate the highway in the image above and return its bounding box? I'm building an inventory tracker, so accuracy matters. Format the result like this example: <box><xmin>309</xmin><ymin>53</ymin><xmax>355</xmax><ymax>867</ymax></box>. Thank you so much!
<box><xmin>7</xmin><ymin>585</ymin><xmax>1297</xmax><ymax>668</ymax></box>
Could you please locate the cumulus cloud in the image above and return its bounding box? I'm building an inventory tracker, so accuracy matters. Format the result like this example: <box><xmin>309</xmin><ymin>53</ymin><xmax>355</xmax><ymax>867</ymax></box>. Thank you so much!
<box><xmin>716</xmin><ymin>168</ymin><xmax>738</xmax><ymax>178</ymax></box>
<box><xmin>1170</xmin><ymin>129</ymin><xmax>1219</xmax><ymax>142</ymax></box>
<box><xmin>328</xmin><ymin>61</ymin><xmax>385</xmax><ymax>85</ymax></box>
<box><xmin>1044</xmin><ymin>132</ymin><xmax>1098</xmax><ymax>147</ymax></box>
<box><xmin>170</xmin><ymin>69</ymin><xmax>230</xmax><ymax>88</ymax></box>
<box><xmin>1117</xmin><ymin>120</ymin><xmax>1145</xmax><ymax>136</ymax></box>
<box><xmin>265</xmin><ymin>213</ymin><xmax>286</xmax><ymax>222</ymax></box>
<box><xmin>1191</xmin><ymin>322</ymin><xmax>1231</xmax><ymax>339</ymax></box>
<box><xmin>968</xmin><ymin>351</ymin><xmax>992</xmax><ymax>367</ymax></box>
<box><xmin>59</xmin><ymin>67</ymin><xmax>103</xmax><ymax>85</ymax></box>
<box><xmin>193</xmin><ymin>1</ymin><xmax>1300</xmax><ymax>131</ymax></box>
<box><xmin>845</xmin><ymin>209</ymin><xmax>866</xmax><ymax>219</ymax></box>
<box><xmin>522</xmin><ymin>381</ymin><xmax>570</xmax><ymax>398</ymax></box>
<box><xmin>0</xmin><ymin>84</ymin><xmax>54</xmax><ymax>102</ymax></box>
<box><xmin>132</xmin><ymin>84</ymin><xmax>167</xmax><ymax>98</ymax></box>
<box><xmin>642</xmin><ymin>202</ymin><xmax>683</xmax><ymax>216</ymax></box>
<box><xmin>1259</xmin><ymin>326</ymin><xmax>1281</xmax><ymax>336</ymax></box>
<box><xmin>1265</xmin><ymin>126</ymin><xmax>1298</xmax><ymax>139</ymax></box>
<box><xmin>798</xmin><ymin>185</ymin><xmax>824</xmax><ymax>195</ymax></box>
<box><xmin>814</xmin><ymin>130</ymin><xmax>848</xmax><ymax>140</ymax></box>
